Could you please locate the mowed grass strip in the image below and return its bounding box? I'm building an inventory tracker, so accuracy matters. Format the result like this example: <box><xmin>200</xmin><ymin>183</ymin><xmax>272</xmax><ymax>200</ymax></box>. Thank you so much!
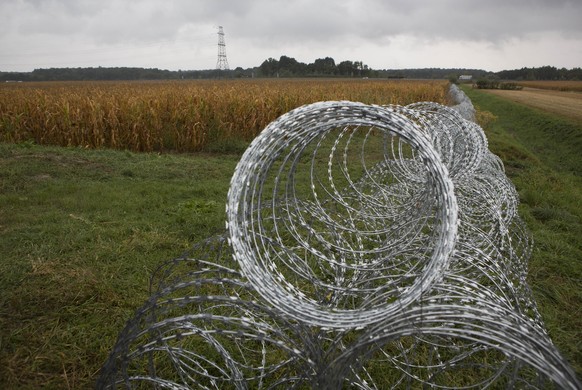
<box><xmin>0</xmin><ymin>143</ymin><xmax>239</xmax><ymax>388</ymax></box>
<box><xmin>482</xmin><ymin>87</ymin><xmax>582</xmax><ymax>124</ymax></box>
<box><xmin>464</xmin><ymin>86</ymin><xmax>582</xmax><ymax>377</ymax></box>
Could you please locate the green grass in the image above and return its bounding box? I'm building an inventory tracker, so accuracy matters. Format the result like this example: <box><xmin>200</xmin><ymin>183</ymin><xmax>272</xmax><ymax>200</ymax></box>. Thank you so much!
<box><xmin>1</xmin><ymin>88</ymin><xmax>581</xmax><ymax>387</ymax></box>
<box><xmin>463</xmin><ymin>86</ymin><xmax>582</xmax><ymax>377</ymax></box>
<box><xmin>0</xmin><ymin>143</ymin><xmax>240</xmax><ymax>388</ymax></box>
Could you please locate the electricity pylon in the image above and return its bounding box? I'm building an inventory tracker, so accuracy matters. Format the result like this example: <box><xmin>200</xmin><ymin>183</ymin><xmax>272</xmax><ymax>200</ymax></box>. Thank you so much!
<box><xmin>216</xmin><ymin>26</ymin><xmax>229</xmax><ymax>71</ymax></box>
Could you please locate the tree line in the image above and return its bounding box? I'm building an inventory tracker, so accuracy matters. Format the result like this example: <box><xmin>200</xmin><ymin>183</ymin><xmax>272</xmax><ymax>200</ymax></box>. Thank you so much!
<box><xmin>258</xmin><ymin>56</ymin><xmax>372</xmax><ymax>77</ymax></box>
<box><xmin>495</xmin><ymin>66</ymin><xmax>582</xmax><ymax>81</ymax></box>
<box><xmin>1</xmin><ymin>57</ymin><xmax>580</xmax><ymax>82</ymax></box>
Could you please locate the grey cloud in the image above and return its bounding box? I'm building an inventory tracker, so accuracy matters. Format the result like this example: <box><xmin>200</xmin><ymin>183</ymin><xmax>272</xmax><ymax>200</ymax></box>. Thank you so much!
<box><xmin>1</xmin><ymin>0</ymin><xmax>581</xmax><ymax>71</ymax></box>
<box><xmin>188</xmin><ymin>0</ymin><xmax>582</xmax><ymax>54</ymax></box>
<box><xmin>8</xmin><ymin>0</ymin><xmax>582</xmax><ymax>45</ymax></box>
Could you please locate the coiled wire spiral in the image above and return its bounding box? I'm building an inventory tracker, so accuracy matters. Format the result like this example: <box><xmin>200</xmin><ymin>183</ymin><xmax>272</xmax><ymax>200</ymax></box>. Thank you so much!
<box><xmin>98</xmin><ymin>101</ymin><xmax>580</xmax><ymax>389</ymax></box>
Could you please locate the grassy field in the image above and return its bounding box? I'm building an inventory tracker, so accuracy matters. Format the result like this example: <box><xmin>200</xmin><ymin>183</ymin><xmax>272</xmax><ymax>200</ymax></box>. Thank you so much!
<box><xmin>0</xmin><ymin>144</ymin><xmax>240</xmax><ymax>388</ymax></box>
<box><xmin>1</xmin><ymin>81</ymin><xmax>581</xmax><ymax>388</ymax></box>
<box><xmin>482</xmin><ymin>86</ymin><xmax>582</xmax><ymax>123</ymax></box>
<box><xmin>463</xmin><ymin>86</ymin><xmax>582</xmax><ymax>376</ymax></box>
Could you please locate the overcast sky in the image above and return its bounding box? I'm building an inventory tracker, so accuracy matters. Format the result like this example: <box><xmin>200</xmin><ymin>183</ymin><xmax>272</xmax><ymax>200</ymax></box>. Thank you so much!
<box><xmin>1</xmin><ymin>0</ymin><xmax>581</xmax><ymax>73</ymax></box>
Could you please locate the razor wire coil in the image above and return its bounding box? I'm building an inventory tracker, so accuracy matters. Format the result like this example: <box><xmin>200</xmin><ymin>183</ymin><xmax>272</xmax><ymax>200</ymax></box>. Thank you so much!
<box><xmin>98</xmin><ymin>100</ymin><xmax>580</xmax><ymax>389</ymax></box>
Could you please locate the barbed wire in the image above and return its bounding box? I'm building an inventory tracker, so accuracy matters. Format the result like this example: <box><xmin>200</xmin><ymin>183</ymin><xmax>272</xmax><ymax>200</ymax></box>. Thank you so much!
<box><xmin>98</xmin><ymin>100</ymin><xmax>580</xmax><ymax>389</ymax></box>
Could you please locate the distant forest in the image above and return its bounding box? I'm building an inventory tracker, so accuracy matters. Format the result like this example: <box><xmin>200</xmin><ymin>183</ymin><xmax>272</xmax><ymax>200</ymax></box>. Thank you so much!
<box><xmin>1</xmin><ymin>55</ymin><xmax>581</xmax><ymax>82</ymax></box>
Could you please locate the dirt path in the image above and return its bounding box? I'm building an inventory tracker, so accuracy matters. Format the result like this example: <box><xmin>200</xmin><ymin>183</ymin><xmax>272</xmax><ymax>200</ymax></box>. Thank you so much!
<box><xmin>483</xmin><ymin>87</ymin><xmax>582</xmax><ymax>122</ymax></box>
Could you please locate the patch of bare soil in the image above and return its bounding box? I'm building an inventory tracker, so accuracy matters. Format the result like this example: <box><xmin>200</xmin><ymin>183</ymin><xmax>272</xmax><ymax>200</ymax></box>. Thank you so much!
<box><xmin>484</xmin><ymin>87</ymin><xmax>582</xmax><ymax>122</ymax></box>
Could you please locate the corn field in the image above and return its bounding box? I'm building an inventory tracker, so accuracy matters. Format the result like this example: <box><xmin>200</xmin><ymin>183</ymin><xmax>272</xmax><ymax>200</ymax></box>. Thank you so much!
<box><xmin>0</xmin><ymin>79</ymin><xmax>449</xmax><ymax>152</ymax></box>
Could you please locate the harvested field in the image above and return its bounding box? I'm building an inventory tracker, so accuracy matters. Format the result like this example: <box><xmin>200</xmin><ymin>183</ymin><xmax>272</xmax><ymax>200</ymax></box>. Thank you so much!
<box><xmin>483</xmin><ymin>87</ymin><xmax>582</xmax><ymax>122</ymax></box>
<box><xmin>516</xmin><ymin>80</ymin><xmax>582</xmax><ymax>92</ymax></box>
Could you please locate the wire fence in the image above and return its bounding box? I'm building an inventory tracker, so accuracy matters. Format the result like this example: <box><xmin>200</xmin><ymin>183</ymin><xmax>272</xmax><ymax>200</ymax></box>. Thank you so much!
<box><xmin>98</xmin><ymin>99</ymin><xmax>580</xmax><ymax>389</ymax></box>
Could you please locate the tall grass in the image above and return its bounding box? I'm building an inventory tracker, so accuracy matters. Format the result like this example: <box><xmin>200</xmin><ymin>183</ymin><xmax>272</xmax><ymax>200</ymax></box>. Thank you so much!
<box><xmin>0</xmin><ymin>79</ymin><xmax>448</xmax><ymax>152</ymax></box>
